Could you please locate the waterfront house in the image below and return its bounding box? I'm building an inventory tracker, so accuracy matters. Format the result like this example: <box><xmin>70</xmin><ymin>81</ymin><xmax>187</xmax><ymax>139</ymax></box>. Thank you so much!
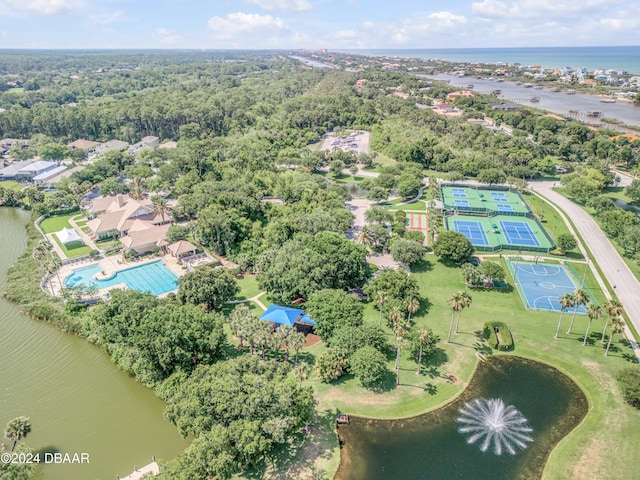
<box><xmin>17</xmin><ymin>160</ymin><xmax>58</xmax><ymax>180</ymax></box>
<box><xmin>490</xmin><ymin>103</ymin><xmax>521</xmax><ymax>111</ymax></box>
<box><xmin>33</xmin><ymin>165</ymin><xmax>68</xmax><ymax>186</ymax></box>
<box><xmin>446</xmin><ymin>91</ymin><xmax>475</xmax><ymax>100</ymax></box>
<box><xmin>0</xmin><ymin>160</ymin><xmax>35</xmax><ymax>181</ymax></box>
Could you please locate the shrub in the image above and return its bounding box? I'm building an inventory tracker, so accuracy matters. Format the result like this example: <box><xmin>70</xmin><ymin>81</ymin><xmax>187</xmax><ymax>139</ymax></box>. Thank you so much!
<box><xmin>617</xmin><ymin>367</ymin><xmax>640</xmax><ymax>409</ymax></box>
<box><xmin>483</xmin><ymin>321</ymin><xmax>514</xmax><ymax>351</ymax></box>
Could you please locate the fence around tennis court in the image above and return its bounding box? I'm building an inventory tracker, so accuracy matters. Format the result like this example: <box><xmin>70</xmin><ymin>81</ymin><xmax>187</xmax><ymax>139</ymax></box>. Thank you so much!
<box><xmin>505</xmin><ymin>257</ymin><xmax>599</xmax><ymax>312</ymax></box>
<box><xmin>440</xmin><ymin>183</ymin><xmax>532</xmax><ymax>217</ymax></box>
<box><xmin>445</xmin><ymin>214</ymin><xmax>556</xmax><ymax>253</ymax></box>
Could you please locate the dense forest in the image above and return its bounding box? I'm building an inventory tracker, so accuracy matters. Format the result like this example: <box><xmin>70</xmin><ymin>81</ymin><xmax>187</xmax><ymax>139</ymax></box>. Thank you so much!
<box><xmin>2</xmin><ymin>50</ymin><xmax>640</xmax><ymax>479</ymax></box>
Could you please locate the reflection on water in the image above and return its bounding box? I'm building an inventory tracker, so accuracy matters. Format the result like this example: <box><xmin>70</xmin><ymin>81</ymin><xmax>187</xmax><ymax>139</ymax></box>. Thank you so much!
<box><xmin>336</xmin><ymin>356</ymin><xmax>587</xmax><ymax>480</ymax></box>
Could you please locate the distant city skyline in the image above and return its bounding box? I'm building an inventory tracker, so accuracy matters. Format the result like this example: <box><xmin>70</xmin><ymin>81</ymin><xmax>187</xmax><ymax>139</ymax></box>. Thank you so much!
<box><xmin>0</xmin><ymin>0</ymin><xmax>638</xmax><ymax>50</ymax></box>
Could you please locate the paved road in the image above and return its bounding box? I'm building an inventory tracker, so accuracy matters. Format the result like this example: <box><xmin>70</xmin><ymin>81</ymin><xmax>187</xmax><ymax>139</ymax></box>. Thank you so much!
<box><xmin>530</xmin><ymin>180</ymin><xmax>640</xmax><ymax>335</ymax></box>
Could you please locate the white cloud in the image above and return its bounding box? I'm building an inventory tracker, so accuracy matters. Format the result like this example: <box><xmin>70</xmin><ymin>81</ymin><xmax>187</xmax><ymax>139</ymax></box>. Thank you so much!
<box><xmin>472</xmin><ymin>0</ymin><xmax>625</xmax><ymax>19</ymax></box>
<box><xmin>153</xmin><ymin>28</ymin><xmax>184</xmax><ymax>45</ymax></box>
<box><xmin>245</xmin><ymin>0</ymin><xmax>312</xmax><ymax>12</ymax></box>
<box><xmin>207</xmin><ymin>12</ymin><xmax>291</xmax><ymax>47</ymax></box>
<box><xmin>3</xmin><ymin>0</ymin><xmax>74</xmax><ymax>15</ymax></box>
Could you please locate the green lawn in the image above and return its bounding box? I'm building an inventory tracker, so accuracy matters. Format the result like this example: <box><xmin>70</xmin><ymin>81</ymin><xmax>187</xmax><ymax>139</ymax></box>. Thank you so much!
<box><xmin>40</xmin><ymin>214</ymin><xmax>92</xmax><ymax>258</ymax></box>
<box><xmin>234</xmin><ymin>275</ymin><xmax>263</xmax><ymax>300</ymax></box>
<box><xmin>527</xmin><ymin>191</ymin><xmax>582</xmax><ymax>257</ymax></box>
<box><xmin>1</xmin><ymin>181</ymin><xmax>21</xmax><ymax>191</ymax></box>
<box><xmin>305</xmin><ymin>257</ymin><xmax>640</xmax><ymax>479</ymax></box>
<box><xmin>40</xmin><ymin>214</ymin><xmax>76</xmax><ymax>233</ymax></box>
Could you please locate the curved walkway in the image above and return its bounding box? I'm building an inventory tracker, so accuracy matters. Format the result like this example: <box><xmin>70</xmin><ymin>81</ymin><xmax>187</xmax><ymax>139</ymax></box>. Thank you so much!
<box><xmin>530</xmin><ymin>180</ymin><xmax>640</xmax><ymax>361</ymax></box>
<box><xmin>225</xmin><ymin>293</ymin><xmax>268</xmax><ymax>311</ymax></box>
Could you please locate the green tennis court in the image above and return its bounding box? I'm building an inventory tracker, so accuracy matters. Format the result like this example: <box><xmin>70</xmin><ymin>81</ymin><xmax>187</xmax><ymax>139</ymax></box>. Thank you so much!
<box><xmin>441</xmin><ymin>185</ymin><xmax>530</xmax><ymax>215</ymax></box>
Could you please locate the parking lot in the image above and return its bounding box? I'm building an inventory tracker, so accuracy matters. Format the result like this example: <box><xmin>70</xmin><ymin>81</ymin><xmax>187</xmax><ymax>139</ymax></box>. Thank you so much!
<box><xmin>320</xmin><ymin>131</ymin><xmax>370</xmax><ymax>154</ymax></box>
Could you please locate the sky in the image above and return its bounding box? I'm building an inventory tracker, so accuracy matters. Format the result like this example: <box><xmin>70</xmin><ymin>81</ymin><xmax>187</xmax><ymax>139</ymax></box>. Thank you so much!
<box><xmin>0</xmin><ymin>0</ymin><xmax>638</xmax><ymax>49</ymax></box>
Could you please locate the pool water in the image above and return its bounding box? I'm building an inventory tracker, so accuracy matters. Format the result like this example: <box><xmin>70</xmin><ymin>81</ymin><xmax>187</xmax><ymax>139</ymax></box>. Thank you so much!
<box><xmin>65</xmin><ymin>260</ymin><xmax>179</xmax><ymax>296</ymax></box>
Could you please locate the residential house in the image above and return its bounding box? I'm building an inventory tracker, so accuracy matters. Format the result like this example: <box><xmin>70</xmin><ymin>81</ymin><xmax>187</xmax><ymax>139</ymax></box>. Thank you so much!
<box><xmin>128</xmin><ymin>136</ymin><xmax>160</xmax><ymax>156</ymax></box>
<box><xmin>0</xmin><ymin>138</ymin><xmax>28</xmax><ymax>152</ymax></box>
<box><xmin>159</xmin><ymin>141</ymin><xmax>178</xmax><ymax>150</ymax></box>
<box><xmin>94</xmin><ymin>139</ymin><xmax>130</xmax><ymax>156</ymax></box>
<box><xmin>67</xmin><ymin>139</ymin><xmax>100</xmax><ymax>151</ymax></box>
<box><xmin>0</xmin><ymin>160</ymin><xmax>35</xmax><ymax>181</ymax></box>
<box><xmin>17</xmin><ymin>160</ymin><xmax>58</xmax><ymax>180</ymax></box>
<box><xmin>446</xmin><ymin>91</ymin><xmax>475</xmax><ymax>101</ymax></box>
<box><xmin>33</xmin><ymin>165</ymin><xmax>68</xmax><ymax>186</ymax></box>
<box><xmin>491</xmin><ymin>103</ymin><xmax>522</xmax><ymax>111</ymax></box>
<box><xmin>38</xmin><ymin>165</ymin><xmax>85</xmax><ymax>189</ymax></box>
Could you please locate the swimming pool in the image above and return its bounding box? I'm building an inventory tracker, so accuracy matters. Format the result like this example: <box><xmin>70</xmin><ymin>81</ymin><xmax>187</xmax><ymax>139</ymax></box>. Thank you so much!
<box><xmin>64</xmin><ymin>260</ymin><xmax>179</xmax><ymax>296</ymax></box>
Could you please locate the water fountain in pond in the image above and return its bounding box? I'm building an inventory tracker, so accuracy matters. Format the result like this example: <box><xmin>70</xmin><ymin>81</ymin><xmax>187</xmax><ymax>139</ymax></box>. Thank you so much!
<box><xmin>456</xmin><ymin>398</ymin><xmax>533</xmax><ymax>455</ymax></box>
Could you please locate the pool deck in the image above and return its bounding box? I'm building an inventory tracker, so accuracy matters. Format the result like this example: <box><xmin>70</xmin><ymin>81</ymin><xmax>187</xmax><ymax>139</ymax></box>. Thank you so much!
<box><xmin>50</xmin><ymin>254</ymin><xmax>188</xmax><ymax>298</ymax></box>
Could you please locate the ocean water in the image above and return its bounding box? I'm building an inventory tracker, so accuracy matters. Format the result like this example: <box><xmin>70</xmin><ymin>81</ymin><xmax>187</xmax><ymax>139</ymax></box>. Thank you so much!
<box><xmin>333</xmin><ymin>46</ymin><xmax>640</xmax><ymax>74</ymax></box>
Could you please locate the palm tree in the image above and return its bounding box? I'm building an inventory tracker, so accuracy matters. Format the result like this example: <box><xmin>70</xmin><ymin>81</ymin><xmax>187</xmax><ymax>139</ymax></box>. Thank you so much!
<box><xmin>555</xmin><ymin>293</ymin><xmax>575</xmax><ymax>339</ymax></box>
<box><xmin>566</xmin><ymin>289</ymin><xmax>590</xmax><ymax>334</ymax></box>
<box><xmin>355</xmin><ymin>228</ymin><xmax>374</xmax><ymax>248</ymax></box>
<box><xmin>602</xmin><ymin>299</ymin><xmax>623</xmax><ymax>342</ymax></box>
<box><xmin>415</xmin><ymin>328</ymin><xmax>435</xmax><ymax>375</ymax></box>
<box><xmin>388</xmin><ymin>307</ymin><xmax>404</xmax><ymax>346</ymax></box>
<box><xmin>583</xmin><ymin>303</ymin><xmax>602</xmax><ymax>346</ymax></box>
<box><xmin>374</xmin><ymin>291</ymin><xmax>387</xmax><ymax>327</ymax></box>
<box><xmin>288</xmin><ymin>331</ymin><xmax>306</xmax><ymax>364</ymax></box>
<box><xmin>455</xmin><ymin>291</ymin><xmax>472</xmax><ymax>334</ymax></box>
<box><xmin>4</xmin><ymin>416</ymin><xmax>31</xmax><ymax>452</ymax></box>
<box><xmin>395</xmin><ymin>337</ymin><xmax>407</xmax><ymax>386</ymax></box>
<box><xmin>406</xmin><ymin>296</ymin><xmax>419</xmax><ymax>322</ymax></box>
<box><xmin>447</xmin><ymin>292</ymin><xmax>463</xmax><ymax>343</ymax></box>
<box><xmin>605</xmin><ymin>317</ymin><xmax>626</xmax><ymax>356</ymax></box>
<box><xmin>461</xmin><ymin>263</ymin><xmax>477</xmax><ymax>286</ymax></box>
<box><xmin>151</xmin><ymin>194</ymin><xmax>170</xmax><ymax>224</ymax></box>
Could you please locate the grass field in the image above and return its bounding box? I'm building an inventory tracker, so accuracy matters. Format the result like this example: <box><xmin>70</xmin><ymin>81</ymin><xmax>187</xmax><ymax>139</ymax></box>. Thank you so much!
<box><xmin>40</xmin><ymin>214</ymin><xmax>92</xmax><ymax>258</ymax></box>
<box><xmin>234</xmin><ymin>275</ymin><xmax>263</xmax><ymax>300</ymax></box>
<box><xmin>0</xmin><ymin>181</ymin><xmax>22</xmax><ymax>191</ymax></box>
<box><xmin>305</xmin><ymin>257</ymin><xmax>640</xmax><ymax>479</ymax></box>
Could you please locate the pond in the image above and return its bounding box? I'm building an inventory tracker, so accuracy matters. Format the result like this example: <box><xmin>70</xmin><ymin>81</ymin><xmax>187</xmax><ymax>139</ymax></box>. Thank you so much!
<box><xmin>0</xmin><ymin>208</ymin><xmax>187</xmax><ymax>480</ymax></box>
<box><xmin>335</xmin><ymin>355</ymin><xmax>588</xmax><ymax>480</ymax></box>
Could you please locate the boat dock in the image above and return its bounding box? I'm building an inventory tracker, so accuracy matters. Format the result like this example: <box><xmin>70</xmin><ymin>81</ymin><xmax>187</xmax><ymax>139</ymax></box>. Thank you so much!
<box><xmin>118</xmin><ymin>461</ymin><xmax>160</xmax><ymax>480</ymax></box>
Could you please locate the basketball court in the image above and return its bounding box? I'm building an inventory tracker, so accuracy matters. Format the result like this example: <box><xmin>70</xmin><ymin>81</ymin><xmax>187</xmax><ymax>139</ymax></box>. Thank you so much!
<box><xmin>509</xmin><ymin>261</ymin><xmax>588</xmax><ymax>314</ymax></box>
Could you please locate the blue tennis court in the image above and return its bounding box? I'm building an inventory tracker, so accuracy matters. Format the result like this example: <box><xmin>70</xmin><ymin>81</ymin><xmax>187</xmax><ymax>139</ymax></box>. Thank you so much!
<box><xmin>452</xmin><ymin>188</ymin><xmax>467</xmax><ymax>198</ymax></box>
<box><xmin>452</xmin><ymin>220</ymin><xmax>489</xmax><ymax>246</ymax></box>
<box><xmin>454</xmin><ymin>199</ymin><xmax>470</xmax><ymax>208</ymax></box>
<box><xmin>491</xmin><ymin>192</ymin><xmax>508</xmax><ymax>202</ymax></box>
<box><xmin>512</xmin><ymin>262</ymin><xmax>586</xmax><ymax>314</ymax></box>
<box><xmin>500</xmin><ymin>221</ymin><xmax>540</xmax><ymax>246</ymax></box>
<box><xmin>497</xmin><ymin>204</ymin><xmax>514</xmax><ymax>212</ymax></box>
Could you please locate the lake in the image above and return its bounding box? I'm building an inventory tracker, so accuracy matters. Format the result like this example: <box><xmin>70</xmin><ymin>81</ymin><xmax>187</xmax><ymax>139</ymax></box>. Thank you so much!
<box><xmin>0</xmin><ymin>208</ymin><xmax>187</xmax><ymax>480</ymax></box>
<box><xmin>335</xmin><ymin>355</ymin><xmax>588</xmax><ymax>480</ymax></box>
